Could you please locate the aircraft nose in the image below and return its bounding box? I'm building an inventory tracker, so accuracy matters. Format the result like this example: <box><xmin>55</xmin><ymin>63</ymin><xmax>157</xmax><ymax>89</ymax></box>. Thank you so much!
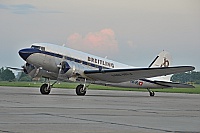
<box><xmin>18</xmin><ymin>48</ymin><xmax>40</xmax><ymax>61</ymax></box>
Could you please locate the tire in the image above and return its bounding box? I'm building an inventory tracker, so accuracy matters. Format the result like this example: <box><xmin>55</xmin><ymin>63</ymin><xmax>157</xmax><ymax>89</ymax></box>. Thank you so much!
<box><xmin>76</xmin><ymin>85</ymin><xmax>86</xmax><ymax>96</ymax></box>
<box><xmin>150</xmin><ymin>91</ymin><xmax>155</xmax><ymax>97</ymax></box>
<box><xmin>40</xmin><ymin>84</ymin><xmax>51</xmax><ymax>95</ymax></box>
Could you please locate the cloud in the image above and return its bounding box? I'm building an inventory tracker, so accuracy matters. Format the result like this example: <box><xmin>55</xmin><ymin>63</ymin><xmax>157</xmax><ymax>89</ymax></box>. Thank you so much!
<box><xmin>0</xmin><ymin>4</ymin><xmax>8</xmax><ymax>9</ymax></box>
<box><xmin>66</xmin><ymin>29</ymin><xmax>119</xmax><ymax>57</ymax></box>
<box><xmin>0</xmin><ymin>4</ymin><xmax>36</xmax><ymax>14</ymax></box>
<box><xmin>10</xmin><ymin>4</ymin><xmax>36</xmax><ymax>14</ymax></box>
<box><xmin>0</xmin><ymin>4</ymin><xmax>63</xmax><ymax>14</ymax></box>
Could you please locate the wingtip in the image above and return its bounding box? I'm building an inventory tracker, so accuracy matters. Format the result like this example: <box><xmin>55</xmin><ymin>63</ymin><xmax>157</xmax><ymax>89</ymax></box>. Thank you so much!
<box><xmin>187</xmin><ymin>66</ymin><xmax>195</xmax><ymax>71</ymax></box>
<box><xmin>179</xmin><ymin>66</ymin><xmax>195</xmax><ymax>71</ymax></box>
<box><xmin>192</xmin><ymin>66</ymin><xmax>195</xmax><ymax>71</ymax></box>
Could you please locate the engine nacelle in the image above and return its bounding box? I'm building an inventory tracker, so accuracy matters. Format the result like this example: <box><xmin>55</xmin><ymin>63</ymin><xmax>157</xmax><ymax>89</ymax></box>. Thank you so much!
<box><xmin>22</xmin><ymin>63</ymin><xmax>36</xmax><ymax>77</ymax></box>
<box><xmin>23</xmin><ymin>61</ymin><xmax>84</xmax><ymax>81</ymax></box>
<box><xmin>23</xmin><ymin>63</ymin><xmax>57</xmax><ymax>79</ymax></box>
<box><xmin>59</xmin><ymin>61</ymin><xmax>75</xmax><ymax>78</ymax></box>
<box><xmin>60</xmin><ymin>61</ymin><xmax>71</xmax><ymax>74</ymax></box>
<box><xmin>22</xmin><ymin>63</ymin><xmax>42</xmax><ymax>78</ymax></box>
<box><xmin>58</xmin><ymin>61</ymin><xmax>85</xmax><ymax>81</ymax></box>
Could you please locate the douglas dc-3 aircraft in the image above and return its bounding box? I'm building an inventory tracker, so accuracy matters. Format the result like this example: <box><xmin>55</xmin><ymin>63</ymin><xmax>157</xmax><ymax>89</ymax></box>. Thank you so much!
<box><xmin>11</xmin><ymin>43</ymin><xmax>195</xmax><ymax>96</ymax></box>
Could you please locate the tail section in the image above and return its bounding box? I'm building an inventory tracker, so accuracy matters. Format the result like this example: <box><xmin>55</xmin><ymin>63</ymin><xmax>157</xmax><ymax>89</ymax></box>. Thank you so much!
<box><xmin>147</xmin><ymin>50</ymin><xmax>195</xmax><ymax>88</ymax></box>
<box><xmin>149</xmin><ymin>50</ymin><xmax>172</xmax><ymax>68</ymax></box>
<box><xmin>149</xmin><ymin>50</ymin><xmax>172</xmax><ymax>82</ymax></box>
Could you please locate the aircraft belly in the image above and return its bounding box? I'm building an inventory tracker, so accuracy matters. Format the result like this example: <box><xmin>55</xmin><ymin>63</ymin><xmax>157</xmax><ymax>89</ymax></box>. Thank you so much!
<box><xmin>105</xmin><ymin>80</ymin><xmax>166</xmax><ymax>89</ymax></box>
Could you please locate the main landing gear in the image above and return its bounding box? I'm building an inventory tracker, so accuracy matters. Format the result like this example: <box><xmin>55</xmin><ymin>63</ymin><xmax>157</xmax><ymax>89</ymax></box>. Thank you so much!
<box><xmin>147</xmin><ymin>88</ymin><xmax>155</xmax><ymax>96</ymax></box>
<box><xmin>75</xmin><ymin>79</ymin><xmax>88</xmax><ymax>96</ymax></box>
<box><xmin>40</xmin><ymin>83</ymin><xmax>51</xmax><ymax>95</ymax></box>
<box><xmin>40</xmin><ymin>79</ymin><xmax>57</xmax><ymax>95</ymax></box>
<box><xmin>39</xmin><ymin>78</ymin><xmax>88</xmax><ymax>96</ymax></box>
<box><xmin>76</xmin><ymin>84</ymin><xmax>87</xmax><ymax>96</ymax></box>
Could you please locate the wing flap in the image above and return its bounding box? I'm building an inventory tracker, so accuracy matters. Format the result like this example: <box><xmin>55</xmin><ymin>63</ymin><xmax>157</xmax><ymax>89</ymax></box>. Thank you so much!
<box><xmin>84</xmin><ymin>66</ymin><xmax>195</xmax><ymax>83</ymax></box>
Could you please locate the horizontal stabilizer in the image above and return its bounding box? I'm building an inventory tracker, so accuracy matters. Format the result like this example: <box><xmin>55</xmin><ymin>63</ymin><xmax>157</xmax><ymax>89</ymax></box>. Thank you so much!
<box><xmin>84</xmin><ymin>66</ymin><xmax>195</xmax><ymax>83</ymax></box>
<box><xmin>154</xmin><ymin>81</ymin><xmax>195</xmax><ymax>88</ymax></box>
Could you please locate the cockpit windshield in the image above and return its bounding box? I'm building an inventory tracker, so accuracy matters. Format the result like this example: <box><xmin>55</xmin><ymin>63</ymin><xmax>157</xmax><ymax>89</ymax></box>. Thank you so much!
<box><xmin>31</xmin><ymin>45</ymin><xmax>45</xmax><ymax>51</ymax></box>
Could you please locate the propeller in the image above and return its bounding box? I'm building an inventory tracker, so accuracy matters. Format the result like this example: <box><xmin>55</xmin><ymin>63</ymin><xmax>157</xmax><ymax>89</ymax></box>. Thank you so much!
<box><xmin>6</xmin><ymin>67</ymin><xmax>23</xmax><ymax>71</ymax></box>
<box><xmin>7</xmin><ymin>63</ymin><xmax>40</xmax><ymax>78</ymax></box>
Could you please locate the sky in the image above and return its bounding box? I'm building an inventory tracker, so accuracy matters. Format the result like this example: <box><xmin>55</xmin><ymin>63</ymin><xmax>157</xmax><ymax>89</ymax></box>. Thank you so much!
<box><xmin>0</xmin><ymin>0</ymin><xmax>200</xmax><ymax>71</ymax></box>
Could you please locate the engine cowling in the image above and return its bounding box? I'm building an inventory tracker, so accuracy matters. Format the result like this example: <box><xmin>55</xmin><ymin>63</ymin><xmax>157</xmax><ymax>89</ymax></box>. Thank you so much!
<box><xmin>22</xmin><ymin>63</ymin><xmax>36</xmax><ymax>76</ymax></box>
<box><xmin>22</xmin><ymin>63</ymin><xmax>57</xmax><ymax>79</ymax></box>
<box><xmin>23</xmin><ymin>61</ymin><xmax>82</xmax><ymax>80</ymax></box>
<box><xmin>57</xmin><ymin>60</ymin><xmax>88</xmax><ymax>82</ymax></box>
<box><xmin>59</xmin><ymin>61</ymin><xmax>75</xmax><ymax>78</ymax></box>
<box><xmin>22</xmin><ymin>63</ymin><xmax>40</xmax><ymax>77</ymax></box>
<box><xmin>60</xmin><ymin>61</ymin><xmax>71</xmax><ymax>74</ymax></box>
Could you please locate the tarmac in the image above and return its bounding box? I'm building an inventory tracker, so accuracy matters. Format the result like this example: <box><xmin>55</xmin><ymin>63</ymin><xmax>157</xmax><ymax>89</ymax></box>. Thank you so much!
<box><xmin>0</xmin><ymin>86</ymin><xmax>200</xmax><ymax>133</ymax></box>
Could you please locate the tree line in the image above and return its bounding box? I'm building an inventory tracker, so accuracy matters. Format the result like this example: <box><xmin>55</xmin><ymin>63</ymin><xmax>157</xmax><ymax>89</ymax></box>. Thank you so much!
<box><xmin>0</xmin><ymin>67</ymin><xmax>31</xmax><ymax>81</ymax></box>
<box><xmin>171</xmin><ymin>71</ymin><xmax>200</xmax><ymax>84</ymax></box>
<box><xmin>0</xmin><ymin>67</ymin><xmax>15</xmax><ymax>81</ymax></box>
<box><xmin>0</xmin><ymin>67</ymin><xmax>200</xmax><ymax>84</ymax></box>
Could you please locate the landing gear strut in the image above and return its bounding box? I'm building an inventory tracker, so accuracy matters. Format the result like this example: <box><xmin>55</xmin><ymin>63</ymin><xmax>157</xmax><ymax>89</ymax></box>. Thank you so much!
<box><xmin>147</xmin><ymin>88</ymin><xmax>155</xmax><ymax>96</ymax></box>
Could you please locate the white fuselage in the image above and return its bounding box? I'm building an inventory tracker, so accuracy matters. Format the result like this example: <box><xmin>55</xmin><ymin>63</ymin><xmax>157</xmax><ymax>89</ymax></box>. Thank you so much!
<box><xmin>21</xmin><ymin>43</ymin><xmax>172</xmax><ymax>89</ymax></box>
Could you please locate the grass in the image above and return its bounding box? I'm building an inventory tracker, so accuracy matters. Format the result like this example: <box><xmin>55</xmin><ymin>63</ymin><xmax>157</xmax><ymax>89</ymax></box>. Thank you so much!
<box><xmin>0</xmin><ymin>81</ymin><xmax>200</xmax><ymax>94</ymax></box>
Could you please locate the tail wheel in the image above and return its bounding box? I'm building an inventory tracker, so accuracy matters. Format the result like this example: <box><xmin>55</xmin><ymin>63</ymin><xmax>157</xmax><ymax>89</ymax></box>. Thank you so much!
<box><xmin>147</xmin><ymin>88</ymin><xmax>155</xmax><ymax>97</ymax></box>
<box><xmin>76</xmin><ymin>84</ymin><xmax>86</xmax><ymax>96</ymax></box>
<box><xmin>40</xmin><ymin>84</ymin><xmax>51</xmax><ymax>95</ymax></box>
<box><xmin>150</xmin><ymin>91</ymin><xmax>155</xmax><ymax>96</ymax></box>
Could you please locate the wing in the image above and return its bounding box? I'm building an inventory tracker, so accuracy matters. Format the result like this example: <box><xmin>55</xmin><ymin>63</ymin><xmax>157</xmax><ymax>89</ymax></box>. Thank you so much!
<box><xmin>84</xmin><ymin>66</ymin><xmax>195</xmax><ymax>83</ymax></box>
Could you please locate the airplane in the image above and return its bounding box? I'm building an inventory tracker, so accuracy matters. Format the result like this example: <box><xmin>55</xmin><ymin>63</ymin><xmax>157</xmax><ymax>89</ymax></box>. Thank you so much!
<box><xmin>10</xmin><ymin>43</ymin><xmax>195</xmax><ymax>96</ymax></box>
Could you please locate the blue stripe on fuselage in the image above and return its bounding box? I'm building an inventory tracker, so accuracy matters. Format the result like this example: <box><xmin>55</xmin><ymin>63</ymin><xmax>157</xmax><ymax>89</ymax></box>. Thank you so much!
<box><xmin>18</xmin><ymin>48</ymin><xmax>110</xmax><ymax>69</ymax></box>
<box><xmin>41</xmin><ymin>51</ymin><xmax>63</xmax><ymax>59</ymax></box>
<box><xmin>19</xmin><ymin>48</ymin><xmax>63</xmax><ymax>61</ymax></box>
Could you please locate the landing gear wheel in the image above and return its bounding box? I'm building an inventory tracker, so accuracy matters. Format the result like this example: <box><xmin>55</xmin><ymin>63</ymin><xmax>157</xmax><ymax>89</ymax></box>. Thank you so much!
<box><xmin>149</xmin><ymin>91</ymin><xmax>155</xmax><ymax>97</ymax></box>
<box><xmin>147</xmin><ymin>88</ymin><xmax>155</xmax><ymax>97</ymax></box>
<box><xmin>76</xmin><ymin>84</ymin><xmax>86</xmax><ymax>96</ymax></box>
<box><xmin>40</xmin><ymin>84</ymin><xmax>51</xmax><ymax>95</ymax></box>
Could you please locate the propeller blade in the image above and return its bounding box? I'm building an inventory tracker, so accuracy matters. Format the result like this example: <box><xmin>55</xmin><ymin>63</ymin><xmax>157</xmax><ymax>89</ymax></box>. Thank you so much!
<box><xmin>6</xmin><ymin>67</ymin><xmax>23</xmax><ymax>71</ymax></box>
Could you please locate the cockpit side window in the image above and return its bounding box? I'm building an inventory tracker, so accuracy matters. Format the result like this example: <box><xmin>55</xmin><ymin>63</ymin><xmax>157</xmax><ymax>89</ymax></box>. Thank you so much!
<box><xmin>31</xmin><ymin>45</ymin><xmax>40</xmax><ymax>49</ymax></box>
<box><xmin>31</xmin><ymin>45</ymin><xmax>45</xmax><ymax>51</ymax></box>
<box><xmin>40</xmin><ymin>47</ymin><xmax>45</xmax><ymax>51</ymax></box>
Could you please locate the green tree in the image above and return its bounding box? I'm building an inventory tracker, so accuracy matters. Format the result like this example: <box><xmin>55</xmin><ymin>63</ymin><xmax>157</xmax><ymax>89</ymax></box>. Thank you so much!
<box><xmin>0</xmin><ymin>67</ymin><xmax>3</xmax><ymax>80</ymax></box>
<box><xmin>0</xmin><ymin>68</ymin><xmax>15</xmax><ymax>81</ymax></box>
<box><xmin>0</xmin><ymin>67</ymin><xmax>5</xmax><ymax>81</ymax></box>
<box><xmin>18</xmin><ymin>72</ymin><xmax>32</xmax><ymax>81</ymax></box>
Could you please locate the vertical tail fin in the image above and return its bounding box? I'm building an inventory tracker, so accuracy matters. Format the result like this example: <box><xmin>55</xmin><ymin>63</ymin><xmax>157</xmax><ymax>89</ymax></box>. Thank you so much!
<box><xmin>149</xmin><ymin>50</ymin><xmax>172</xmax><ymax>81</ymax></box>
<box><xmin>149</xmin><ymin>50</ymin><xmax>172</xmax><ymax>68</ymax></box>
